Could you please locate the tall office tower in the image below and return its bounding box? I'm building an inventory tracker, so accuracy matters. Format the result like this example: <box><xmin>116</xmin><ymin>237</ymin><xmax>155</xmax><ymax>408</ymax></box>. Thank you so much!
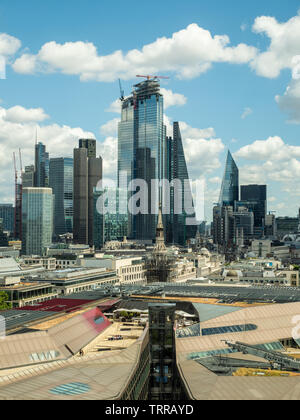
<box><xmin>148</xmin><ymin>303</ymin><xmax>178</xmax><ymax>400</ymax></box>
<box><xmin>14</xmin><ymin>183</ymin><xmax>22</xmax><ymax>241</ymax></box>
<box><xmin>73</xmin><ymin>139</ymin><xmax>102</xmax><ymax>246</ymax></box>
<box><xmin>240</xmin><ymin>184</ymin><xmax>267</xmax><ymax>235</ymax></box>
<box><xmin>232</xmin><ymin>206</ymin><xmax>254</xmax><ymax>243</ymax></box>
<box><xmin>34</xmin><ymin>142</ymin><xmax>49</xmax><ymax>187</ymax></box>
<box><xmin>22</xmin><ymin>188</ymin><xmax>54</xmax><ymax>256</ymax></box>
<box><xmin>49</xmin><ymin>158</ymin><xmax>73</xmax><ymax>237</ymax></box>
<box><xmin>219</xmin><ymin>150</ymin><xmax>239</xmax><ymax>206</ymax></box>
<box><xmin>22</xmin><ymin>165</ymin><xmax>35</xmax><ymax>188</ymax></box>
<box><xmin>213</xmin><ymin>205</ymin><xmax>235</xmax><ymax>249</ymax></box>
<box><xmin>165</xmin><ymin>122</ymin><xmax>197</xmax><ymax>245</ymax></box>
<box><xmin>118</xmin><ymin>78</ymin><xmax>165</xmax><ymax>241</ymax></box>
<box><xmin>0</xmin><ymin>204</ymin><xmax>14</xmax><ymax>232</ymax></box>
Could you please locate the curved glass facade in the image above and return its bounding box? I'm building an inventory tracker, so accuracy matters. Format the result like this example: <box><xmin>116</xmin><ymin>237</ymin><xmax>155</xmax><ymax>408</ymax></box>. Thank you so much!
<box><xmin>219</xmin><ymin>151</ymin><xmax>239</xmax><ymax>206</ymax></box>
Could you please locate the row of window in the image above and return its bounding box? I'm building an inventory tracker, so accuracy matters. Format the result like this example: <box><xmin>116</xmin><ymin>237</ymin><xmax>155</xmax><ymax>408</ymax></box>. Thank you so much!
<box><xmin>30</xmin><ymin>350</ymin><xmax>60</xmax><ymax>362</ymax></box>
<box><xmin>201</xmin><ymin>324</ymin><xmax>257</xmax><ymax>336</ymax></box>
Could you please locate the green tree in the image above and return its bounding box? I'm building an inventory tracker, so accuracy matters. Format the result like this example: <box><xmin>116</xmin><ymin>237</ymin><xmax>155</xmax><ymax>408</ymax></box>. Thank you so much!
<box><xmin>120</xmin><ymin>311</ymin><xmax>129</xmax><ymax>319</ymax></box>
<box><xmin>0</xmin><ymin>291</ymin><xmax>11</xmax><ymax>311</ymax></box>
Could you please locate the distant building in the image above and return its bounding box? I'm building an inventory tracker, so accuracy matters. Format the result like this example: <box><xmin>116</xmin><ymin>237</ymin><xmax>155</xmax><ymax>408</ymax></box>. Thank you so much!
<box><xmin>34</xmin><ymin>142</ymin><xmax>49</xmax><ymax>187</ymax></box>
<box><xmin>93</xmin><ymin>187</ymin><xmax>128</xmax><ymax>249</ymax></box>
<box><xmin>118</xmin><ymin>78</ymin><xmax>165</xmax><ymax>241</ymax></box>
<box><xmin>49</xmin><ymin>157</ymin><xmax>73</xmax><ymax>236</ymax></box>
<box><xmin>22</xmin><ymin>188</ymin><xmax>54</xmax><ymax>256</ymax></box>
<box><xmin>0</xmin><ymin>219</ymin><xmax>8</xmax><ymax>246</ymax></box>
<box><xmin>165</xmin><ymin>122</ymin><xmax>197</xmax><ymax>246</ymax></box>
<box><xmin>265</xmin><ymin>213</ymin><xmax>277</xmax><ymax>237</ymax></box>
<box><xmin>73</xmin><ymin>139</ymin><xmax>102</xmax><ymax>246</ymax></box>
<box><xmin>219</xmin><ymin>150</ymin><xmax>239</xmax><ymax>207</ymax></box>
<box><xmin>0</xmin><ymin>204</ymin><xmax>14</xmax><ymax>232</ymax></box>
<box><xmin>22</xmin><ymin>165</ymin><xmax>35</xmax><ymax>188</ymax></box>
<box><xmin>240</xmin><ymin>184</ymin><xmax>267</xmax><ymax>237</ymax></box>
<box><xmin>276</xmin><ymin>217</ymin><xmax>299</xmax><ymax>237</ymax></box>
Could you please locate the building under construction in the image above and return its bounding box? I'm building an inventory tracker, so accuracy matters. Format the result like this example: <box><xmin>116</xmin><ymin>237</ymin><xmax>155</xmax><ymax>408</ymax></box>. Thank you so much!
<box><xmin>13</xmin><ymin>150</ymin><xmax>23</xmax><ymax>241</ymax></box>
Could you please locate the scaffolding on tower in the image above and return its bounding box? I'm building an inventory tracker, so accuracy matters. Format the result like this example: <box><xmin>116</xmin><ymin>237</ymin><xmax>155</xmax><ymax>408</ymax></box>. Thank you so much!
<box><xmin>13</xmin><ymin>149</ymin><xmax>23</xmax><ymax>241</ymax></box>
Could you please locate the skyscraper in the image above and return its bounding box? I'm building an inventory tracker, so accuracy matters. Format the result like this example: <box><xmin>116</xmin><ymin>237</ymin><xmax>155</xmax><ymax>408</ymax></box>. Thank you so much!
<box><xmin>93</xmin><ymin>187</ymin><xmax>128</xmax><ymax>249</ymax></box>
<box><xmin>22</xmin><ymin>165</ymin><xmax>35</xmax><ymax>188</ymax></box>
<box><xmin>165</xmin><ymin>122</ymin><xmax>197</xmax><ymax>245</ymax></box>
<box><xmin>49</xmin><ymin>158</ymin><xmax>73</xmax><ymax>237</ymax></box>
<box><xmin>34</xmin><ymin>142</ymin><xmax>49</xmax><ymax>187</ymax></box>
<box><xmin>118</xmin><ymin>78</ymin><xmax>165</xmax><ymax>241</ymax></box>
<box><xmin>240</xmin><ymin>184</ymin><xmax>267</xmax><ymax>232</ymax></box>
<box><xmin>73</xmin><ymin>139</ymin><xmax>102</xmax><ymax>246</ymax></box>
<box><xmin>0</xmin><ymin>204</ymin><xmax>14</xmax><ymax>232</ymax></box>
<box><xmin>219</xmin><ymin>150</ymin><xmax>239</xmax><ymax>207</ymax></box>
<box><xmin>22</xmin><ymin>188</ymin><xmax>54</xmax><ymax>255</ymax></box>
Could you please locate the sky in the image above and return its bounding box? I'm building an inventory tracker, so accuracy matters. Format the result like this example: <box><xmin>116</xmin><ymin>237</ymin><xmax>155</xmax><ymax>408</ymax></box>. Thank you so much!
<box><xmin>0</xmin><ymin>0</ymin><xmax>300</xmax><ymax>221</ymax></box>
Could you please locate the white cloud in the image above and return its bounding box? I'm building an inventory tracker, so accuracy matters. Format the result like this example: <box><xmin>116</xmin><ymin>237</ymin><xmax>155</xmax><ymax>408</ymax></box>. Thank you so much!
<box><xmin>178</xmin><ymin>122</ymin><xmax>216</xmax><ymax>139</ymax></box>
<box><xmin>4</xmin><ymin>106</ymin><xmax>49</xmax><ymax>123</ymax></box>
<box><xmin>209</xmin><ymin>176</ymin><xmax>221</xmax><ymax>184</ymax></box>
<box><xmin>241</xmin><ymin>107</ymin><xmax>253</xmax><ymax>119</ymax></box>
<box><xmin>0</xmin><ymin>104</ymin><xmax>97</xmax><ymax>203</ymax></box>
<box><xmin>251</xmin><ymin>14</ymin><xmax>300</xmax><ymax>78</ymax></box>
<box><xmin>275</xmin><ymin>78</ymin><xmax>300</xmax><ymax>124</ymax></box>
<box><xmin>12</xmin><ymin>24</ymin><xmax>257</xmax><ymax>81</ymax></box>
<box><xmin>235</xmin><ymin>136</ymin><xmax>300</xmax><ymax>162</ymax></box>
<box><xmin>235</xmin><ymin>136</ymin><xmax>300</xmax><ymax>217</ymax></box>
<box><xmin>12</xmin><ymin>53</ymin><xmax>37</xmax><ymax>74</ymax></box>
<box><xmin>100</xmin><ymin>118</ymin><xmax>119</xmax><ymax>137</ymax></box>
<box><xmin>106</xmin><ymin>99</ymin><xmax>122</xmax><ymax>114</ymax></box>
<box><xmin>160</xmin><ymin>88</ymin><xmax>187</xmax><ymax>109</ymax></box>
<box><xmin>0</xmin><ymin>33</ymin><xmax>21</xmax><ymax>56</ymax></box>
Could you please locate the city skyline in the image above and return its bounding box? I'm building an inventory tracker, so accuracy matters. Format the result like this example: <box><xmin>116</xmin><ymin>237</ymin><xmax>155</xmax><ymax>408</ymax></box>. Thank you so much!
<box><xmin>0</xmin><ymin>1</ymin><xmax>300</xmax><ymax>221</ymax></box>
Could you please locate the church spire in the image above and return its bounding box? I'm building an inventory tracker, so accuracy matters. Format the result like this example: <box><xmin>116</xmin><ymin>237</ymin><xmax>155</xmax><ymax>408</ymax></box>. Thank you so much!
<box><xmin>154</xmin><ymin>204</ymin><xmax>166</xmax><ymax>252</ymax></box>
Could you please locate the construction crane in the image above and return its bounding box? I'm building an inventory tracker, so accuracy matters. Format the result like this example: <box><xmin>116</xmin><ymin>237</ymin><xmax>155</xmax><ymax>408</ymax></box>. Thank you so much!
<box><xmin>136</xmin><ymin>75</ymin><xmax>170</xmax><ymax>80</ymax></box>
<box><xmin>118</xmin><ymin>79</ymin><xmax>125</xmax><ymax>102</ymax></box>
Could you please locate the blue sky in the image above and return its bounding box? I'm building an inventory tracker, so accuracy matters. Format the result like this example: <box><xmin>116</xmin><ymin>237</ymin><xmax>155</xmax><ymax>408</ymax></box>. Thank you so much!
<box><xmin>0</xmin><ymin>0</ymin><xmax>300</xmax><ymax>221</ymax></box>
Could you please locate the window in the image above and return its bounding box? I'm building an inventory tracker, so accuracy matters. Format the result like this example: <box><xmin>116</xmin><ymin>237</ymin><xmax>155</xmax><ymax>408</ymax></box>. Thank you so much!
<box><xmin>201</xmin><ymin>323</ymin><xmax>257</xmax><ymax>336</ymax></box>
<box><xmin>30</xmin><ymin>350</ymin><xmax>60</xmax><ymax>362</ymax></box>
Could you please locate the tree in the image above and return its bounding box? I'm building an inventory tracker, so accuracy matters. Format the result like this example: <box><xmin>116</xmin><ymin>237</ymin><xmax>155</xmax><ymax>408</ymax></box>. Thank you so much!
<box><xmin>119</xmin><ymin>311</ymin><xmax>129</xmax><ymax>319</ymax></box>
<box><xmin>0</xmin><ymin>291</ymin><xmax>11</xmax><ymax>311</ymax></box>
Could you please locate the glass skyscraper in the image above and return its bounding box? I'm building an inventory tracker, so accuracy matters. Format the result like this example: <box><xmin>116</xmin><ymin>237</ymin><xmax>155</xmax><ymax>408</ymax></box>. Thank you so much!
<box><xmin>34</xmin><ymin>142</ymin><xmax>49</xmax><ymax>187</ymax></box>
<box><xmin>219</xmin><ymin>150</ymin><xmax>239</xmax><ymax>207</ymax></box>
<box><xmin>165</xmin><ymin>122</ymin><xmax>197</xmax><ymax>245</ymax></box>
<box><xmin>0</xmin><ymin>204</ymin><xmax>14</xmax><ymax>232</ymax></box>
<box><xmin>93</xmin><ymin>187</ymin><xmax>128</xmax><ymax>249</ymax></box>
<box><xmin>49</xmin><ymin>158</ymin><xmax>73</xmax><ymax>237</ymax></box>
<box><xmin>22</xmin><ymin>188</ymin><xmax>54</xmax><ymax>256</ymax></box>
<box><xmin>118</xmin><ymin>79</ymin><xmax>164</xmax><ymax>241</ymax></box>
<box><xmin>240</xmin><ymin>184</ymin><xmax>267</xmax><ymax>229</ymax></box>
